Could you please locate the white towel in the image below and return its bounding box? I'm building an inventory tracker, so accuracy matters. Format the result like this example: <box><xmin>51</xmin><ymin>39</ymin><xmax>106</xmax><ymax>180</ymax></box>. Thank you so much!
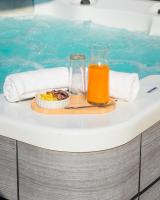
<box><xmin>110</xmin><ymin>71</ymin><xmax>140</xmax><ymax>102</ymax></box>
<box><xmin>3</xmin><ymin>67</ymin><xmax>140</xmax><ymax>102</ymax></box>
<box><xmin>3</xmin><ymin>67</ymin><xmax>69</xmax><ymax>102</ymax></box>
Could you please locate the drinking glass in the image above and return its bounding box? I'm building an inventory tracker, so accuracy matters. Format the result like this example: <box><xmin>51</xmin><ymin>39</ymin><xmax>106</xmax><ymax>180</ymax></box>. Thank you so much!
<box><xmin>69</xmin><ymin>54</ymin><xmax>86</xmax><ymax>95</ymax></box>
<box><xmin>87</xmin><ymin>46</ymin><xmax>110</xmax><ymax>105</ymax></box>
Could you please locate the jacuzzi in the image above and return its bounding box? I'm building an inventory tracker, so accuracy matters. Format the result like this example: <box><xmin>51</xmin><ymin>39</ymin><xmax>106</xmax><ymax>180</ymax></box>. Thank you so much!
<box><xmin>0</xmin><ymin>0</ymin><xmax>160</xmax><ymax>200</ymax></box>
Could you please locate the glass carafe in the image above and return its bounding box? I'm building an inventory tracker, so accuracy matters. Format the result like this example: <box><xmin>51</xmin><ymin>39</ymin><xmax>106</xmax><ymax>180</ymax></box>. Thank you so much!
<box><xmin>87</xmin><ymin>46</ymin><xmax>110</xmax><ymax>106</ymax></box>
<box><xmin>69</xmin><ymin>54</ymin><xmax>86</xmax><ymax>95</ymax></box>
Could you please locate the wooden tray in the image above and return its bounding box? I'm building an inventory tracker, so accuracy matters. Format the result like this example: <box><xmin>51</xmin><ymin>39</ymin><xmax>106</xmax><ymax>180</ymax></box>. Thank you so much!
<box><xmin>31</xmin><ymin>95</ymin><xmax>116</xmax><ymax>115</ymax></box>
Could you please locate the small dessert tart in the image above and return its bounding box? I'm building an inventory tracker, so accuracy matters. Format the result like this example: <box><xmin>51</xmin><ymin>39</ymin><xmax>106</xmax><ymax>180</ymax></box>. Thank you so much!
<box><xmin>35</xmin><ymin>90</ymin><xmax>70</xmax><ymax>109</ymax></box>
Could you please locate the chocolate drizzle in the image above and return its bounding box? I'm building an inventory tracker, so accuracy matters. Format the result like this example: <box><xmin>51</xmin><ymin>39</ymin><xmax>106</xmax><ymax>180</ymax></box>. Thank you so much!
<box><xmin>47</xmin><ymin>90</ymin><xmax>69</xmax><ymax>100</ymax></box>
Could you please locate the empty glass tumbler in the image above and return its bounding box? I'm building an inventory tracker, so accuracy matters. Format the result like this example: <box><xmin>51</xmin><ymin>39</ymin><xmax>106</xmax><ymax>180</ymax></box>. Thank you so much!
<box><xmin>87</xmin><ymin>46</ymin><xmax>110</xmax><ymax>105</ymax></box>
<box><xmin>69</xmin><ymin>54</ymin><xmax>86</xmax><ymax>95</ymax></box>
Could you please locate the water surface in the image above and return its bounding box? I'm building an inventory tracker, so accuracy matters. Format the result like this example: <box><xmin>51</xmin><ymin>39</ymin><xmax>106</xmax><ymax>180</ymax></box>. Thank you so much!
<box><xmin>0</xmin><ymin>16</ymin><xmax>160</xmax><ymax>93</ymax></box>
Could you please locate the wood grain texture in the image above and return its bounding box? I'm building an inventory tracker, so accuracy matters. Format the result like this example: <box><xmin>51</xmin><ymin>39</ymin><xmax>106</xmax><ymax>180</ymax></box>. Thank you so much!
<box><xmin>18</xmin><ymin>136</ymin><xmax>140</xmax><ymax>200</ymax></box>
<box><xmin>141</xmin><ymin>121</ymin><xmax>160</xmax><ymax>191</ymax></box>
<box><xmin>31</xmin><ymin>96</ymin><xmax>115</xmax><ymax>115</ymax></box>
<box><xmin>0</xmin><ymin>135</ymin><xmax>17</xmax><ymax>200</ymax></box>
<box><xmin>140</xmin><ymin>181</ymin><xmax>160</xmax><ymax>200</ymax></box>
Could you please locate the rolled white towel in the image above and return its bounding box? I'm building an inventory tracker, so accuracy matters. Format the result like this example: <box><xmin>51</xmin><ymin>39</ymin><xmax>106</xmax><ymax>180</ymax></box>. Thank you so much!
<box><xmin>110</xmin><ymin>71</ymin><xmax>140</xmax><ymax>102</ymax></box>
<box><xmin>3</xmin><ymin>67</ymin><xmax>140</xmax><ymax>102</ymax></box>
<box><xmin>3</xmin><ymin>67</ymin><xmax>69</xmax><ymax>102</ymax></box>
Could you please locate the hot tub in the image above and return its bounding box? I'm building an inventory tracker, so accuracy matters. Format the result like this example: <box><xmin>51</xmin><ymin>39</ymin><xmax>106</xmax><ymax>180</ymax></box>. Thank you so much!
<box><xmin>0</xmin><ymin>1</ymin><xmax>160</xmax><ymax>200</ymax></box>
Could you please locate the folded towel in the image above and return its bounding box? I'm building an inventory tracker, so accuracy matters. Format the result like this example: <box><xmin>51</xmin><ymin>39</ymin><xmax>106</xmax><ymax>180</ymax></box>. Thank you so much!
<box><xmin>3</xmin><ymin>67</ymin><xmax>69</xmax><ymax>102</ymax></box>
<box><xmin>3</xmin><ymin>67</ymin><xmax>140</xmax><ymax>102</ymax></box>
<box><xmin>109</xmin><ymin>71</ymin><xmax>140</xmax><ymax>102</ymax></box>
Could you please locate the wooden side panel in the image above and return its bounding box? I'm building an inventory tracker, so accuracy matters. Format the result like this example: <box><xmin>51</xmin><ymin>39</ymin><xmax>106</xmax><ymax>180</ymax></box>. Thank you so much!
<box><xmin>0</xmin><ymin>135</ymin><xmax>17</xmax><ymax>200</ymax></box>
<box><xmin>18</xmin><ymin>136</ymin><xmax>140</xmax><ymax>200</ymax></box>
<box><xmin>140</xmin><ymin>181</ymin><xmax>160</xmax><ymax>200</ymax></box>
<box><xmin>141</xmin><ymin>121</ymin><xmax>160</xmax><ymax>191</ymax></box>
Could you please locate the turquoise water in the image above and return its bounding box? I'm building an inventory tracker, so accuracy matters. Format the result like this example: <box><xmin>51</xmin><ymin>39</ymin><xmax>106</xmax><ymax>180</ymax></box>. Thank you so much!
<box><xmin>0</xmin><ymin>16</ymin><xmax>160</xmax><ymax>93</ymax></box>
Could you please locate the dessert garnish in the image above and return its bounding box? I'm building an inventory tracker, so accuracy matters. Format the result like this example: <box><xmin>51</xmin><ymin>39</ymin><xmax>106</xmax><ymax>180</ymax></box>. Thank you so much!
<box><xmin>39</xmin><ymin>90</ymin><xmax>69</xmax><ymax>101</ymax></box>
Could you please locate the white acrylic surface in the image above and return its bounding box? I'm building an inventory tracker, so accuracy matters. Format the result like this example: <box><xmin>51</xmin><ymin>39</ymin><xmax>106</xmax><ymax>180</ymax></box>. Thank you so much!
<box><xmin>0</xmin><ymin>76</ymin><xmax>160</xmax><ymax>152</ymax></box>
<box><xmin>149</xmin><ymin>15</ymin><xmax>160</xmax><ymax>36</ymax></box>
<box><xmin>34</xmin><ymin>0</ymin><xmax>159</xmax><ymax>33</ymax></box>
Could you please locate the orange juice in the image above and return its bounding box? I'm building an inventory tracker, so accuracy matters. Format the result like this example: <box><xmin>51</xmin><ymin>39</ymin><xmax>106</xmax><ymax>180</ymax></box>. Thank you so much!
<box><xmin>87</xmin><ymin>63</ymin><xmax>109</xmax><ymax>105</ymax></box>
